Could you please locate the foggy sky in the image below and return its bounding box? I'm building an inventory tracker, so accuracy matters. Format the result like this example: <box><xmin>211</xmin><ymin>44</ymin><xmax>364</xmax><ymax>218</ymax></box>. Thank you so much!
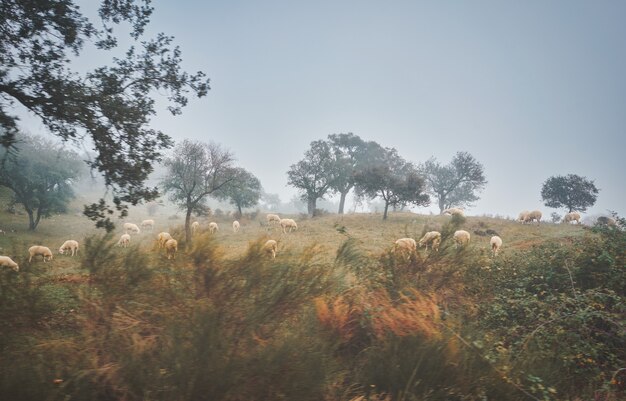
<box><xmin>17</xmin><ymin>1</ymin><xmax>626</xmax><ymax>217</ymax></box>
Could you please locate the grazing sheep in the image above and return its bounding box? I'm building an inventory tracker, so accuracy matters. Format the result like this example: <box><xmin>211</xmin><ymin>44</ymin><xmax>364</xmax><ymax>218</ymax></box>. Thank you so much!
<box><xmin>157</xmin><ymin>232</ymin><xmax>172</xmax><ymax>248</ymax></box>
<box><xmin>266</xmin><ymin>214</ymin><xmax>281</xmax><ymax>225</ymax></box>
<box><xmin>191</xmin><ymin>221</ymin><xmax>200</xmax><ymax>234</ymax></box>
<box><xmin>596</xmin><ymin>216</ymin><xmax>617</xmax><ymax>227</ymax></box>
<box><xmin>490</xmin><ymin>235</ymin><xmax>503</xmax><ymax>256</ymax></box>
<box><xmin>418</xmin><ymin>231</ymin><xmax>442</xmax><ymax>252</ymax></box>
<box><xmin>118</xmin><ymin>234</ymin><xmax>131</xmax><ymax>248</ymax></box>
<box><xmin>123</xmin><ymin>222</ymin><xmax>141</xmax><ymax>235</ymax></box>
<box><xmin>141</xmin><ymin>219</ymin><xmax>155</xmax><ymax>231</ymax></box>
<box><xmin>0</xmin><ymin>256</ymin><xmax>19</xmax><ymax>272</ymax></box>
<box><xmin>263</xmin><ymin>239</ymin><xmax>278</xmax><ymax>259</ymax></box>
<box><xmin>562</xmin><ymin>212</ymin><xmax>581</xmax><ymax>224</ymax></box>
<box><xmin>393</xmin><ymin>238</ymin><xmax>417</xmax><ymax>259</ymax></box>
<box><xmin>453</xmin><ymin>230</ymin><xmax>471</xmax><ymax>248</ymax></box>
<box><xmin>280</xmin><ymin>218</ymin><xmax>298</xmax><ymax>233</ymax></box>
<box><xmin>28</xmin><ymin>245</ymin><xmax>53</xmax><ymax>262</ymax></box>
<box><xmin>518</xmin><ymin>211</ymin><xmax>530</xmax><ymax>224</ymax></box>
<box><xmin>526</xmin><ymin>210</ymin><xmax>542</xmax><ymax>225</ymax></box>
<box><xmin>233</xmin><ymin>220</ymin><xmax>240</xmax><ymax>233</ymax></box>
<box><xmin>164</xmin><ymin>239</ymin><xmax>178</xmax><ymax>260</ymax></box>
<box><xmin>209</xmin><ymin>222</ymin><xmax>219</xmax><ymax>234</ymax></box>
<box><xmin>442</xmin><ymin>208</ymin><xmax>465</xmax><ymax>217</ymax></box>
<box><xmin>59</xmin><ymin>240</ymin><xmax>79</xmax><ymax>256</ymax></box>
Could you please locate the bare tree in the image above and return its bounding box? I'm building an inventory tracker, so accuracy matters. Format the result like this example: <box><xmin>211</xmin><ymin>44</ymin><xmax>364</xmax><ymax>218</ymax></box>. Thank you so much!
<box><xmin>422</xmin><ymin>151</ymin><xmax>487</xmax><ymax>213</ymax></box>
<box><xmin>161</xmin><ymin>140</ymin><xmax>235</xmax><ymax>243</ymax></box>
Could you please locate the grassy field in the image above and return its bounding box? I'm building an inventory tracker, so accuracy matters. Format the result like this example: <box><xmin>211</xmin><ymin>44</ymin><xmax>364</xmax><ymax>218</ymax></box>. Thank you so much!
<box><xmin>0</xmin><ymin>205</ymin><xmax>623</xmax><ymax>401</ymax></box>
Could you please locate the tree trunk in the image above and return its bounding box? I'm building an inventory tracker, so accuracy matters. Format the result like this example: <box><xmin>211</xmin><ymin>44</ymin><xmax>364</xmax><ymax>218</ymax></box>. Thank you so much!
<box><xmin>26</xmin><ymin>208</ymin><xmax>36</xmax><ymax>231</ymax></box>
<box><xmin>237</xmin><ymin>204</ymin><xmax>242</xmax><ymax>219</ymax></box>
<box><xmin>34</xmin><ymin>207</ymin><xmax>42</xmax><ymax>229</ymax></box>
<box><xmin>438</xmin><ymin>197</ymin><xmax>446</xmax><ymax>214</ymax></box>
<box><xmin>383</xmin><ymin>201</ymin><xmax>390</xmax><ymax>220</ymax></box>
<box><xmin>307</xmin><ymin>197</ymin><xmax>316</xmax><ymax>217</ymax></box>
<box><xmin>338</xmin><ymin>191</ymin><xmax>348</xmax><ymax>214</ymax></box>
<box><xmin>185</xmin><ymin>205</ymin><xmax>193</xmax><ymax>245</ymax></box>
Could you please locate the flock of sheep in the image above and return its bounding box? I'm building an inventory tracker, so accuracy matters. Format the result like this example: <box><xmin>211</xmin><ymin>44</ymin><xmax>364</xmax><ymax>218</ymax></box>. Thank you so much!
<box><xmin>0</xmin><ymin>206</ymin><xmax>618</xmax><ymax>273</ymax></box>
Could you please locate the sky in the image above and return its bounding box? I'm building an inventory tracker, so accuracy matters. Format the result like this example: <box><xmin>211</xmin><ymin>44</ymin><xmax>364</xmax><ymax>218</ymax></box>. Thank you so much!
<box><xmin>16</xmin><ymin>0</ymin><xmax>626</xmax><ymax>218</ymax></box>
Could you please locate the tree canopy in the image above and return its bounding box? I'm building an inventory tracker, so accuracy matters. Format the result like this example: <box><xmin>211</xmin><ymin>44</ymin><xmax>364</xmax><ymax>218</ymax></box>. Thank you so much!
<box><xmin>0</xmin><ymin>133</ymin><xmax>84</xmax><ymax>230</ymax></box>
<box><xmin>161</xmin><ymin>140</ymin><xmax>235</xmax><ymax>244</ymax></box>
<box><xmin>216</xmin><ymin>167</ymin><xmax>262</xmax><ymax>218</ymax></box>
<box><xmin>541</xmin><ymin>174</ymin><xmax>599</xmax><ymax>213</ymax></box>
<box><xmin>327</xmin><ymin>133</ymin><xmax>369</xmax><ymax>214</ymax></box>
<box><xmin>0</xmin><ymin>0</ymin><xmax>210</xmax><ymax>229</ymax></box>
<box><xmin>422</xmin><ymin>151</ymin><xmax>487</xmax><ymax>213</ymax></box>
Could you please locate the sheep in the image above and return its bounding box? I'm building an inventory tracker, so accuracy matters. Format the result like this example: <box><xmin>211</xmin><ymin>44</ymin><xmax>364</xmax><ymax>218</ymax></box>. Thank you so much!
<box><xmin>526</xmin><ymin>210</ymin><xmax>542</xmax><ymax>225</ymax></box>
<box><xmin>266</xmin><ymin>214</ymin><xmax>281</xmax><ymax>225</ymax></box>
<box><xmin>453</xmin><ymin>230</ymin><xmax>471</xmax><ymax>248</ymax></box>
<box><xmin>0</xmin><ymin>256</ymin><xmax>19</xmax><ymax>272</ymax></box>
<box><xmin>393</xmin><ymin>238</ymin><xmax>417</xmax><ymax>259</ymax></box>
<box><xmin>209</xmin><ymin>222</ymin><xmax>219</xmax><ymax>234</ymax></box>
<box><xmin>164</xmin><ymin>239</ymin><xmax>178</xmax><ymax>260</ymax></box>
<box><xmin>123</xmin><ymin>222</ymin><xmax>141</xmax><ymax>235</ymax></box>
<box><xmin>442</xmin><ymin>207</ymin><xmax>465</xmax><ymax>217</ymax></box>
<box><xmin>518</xmin><ymin>211</ymin><xmax>530</xmax><ymax>224</ymax></box>
<box><xmin>59</xmin><ymin>240</ymin><xmax>79</xmax><ymax>256</ymax></box>
<box><xmin>233</xmin><ymin>220</ymin><xmax>240</xmax><ymax>233</ymax></box>
<box><xmin>490</xmin><ymin>235</ymin><xmax>503</xmax><ymax>256</ymax></box>
<box><xmin>263</xmin><ymin>239</ymin><xmax>278</xmax><ymax>259</ymax></box>
<box><xmin>28</xmin><ymin>245</ymin><xmax>53</xmax><ymax>262</ymax></box>
<box><xmin>141</xmin><ymin>219</ymin><xmax>155</xmax><ymax>231</ymax></box>
<box><xmin>118</xmin><ymin>234</ymin><xmax>131</xmax><ymax>248</ymax></box>
<box><xmin>596</xmin><ymin>216</ymin><xmax>617</xmax><ymax>227</ymax></box>
<box><xmin>418</xmin><ymin>231</ymin><xmax>442</xmax><ymax>252</ymax></box>
<box><xmin>562</xmin><ymin>212</ymin><xmax>581</xmax><ymax>224</ymax></box>
<box><xmin>279</xmin><ymin>218</ymin><xmax>298</xmax><ymax>233</ymax></box>
<box><xmin>191</xmin><ymin>221</ymin><xmax>200</xmax><ymax>234</ymax></box>
<box><xmin>157</xmin><ymin>232</ymin><xmax>172</xmax><ymax>248</ymax></box>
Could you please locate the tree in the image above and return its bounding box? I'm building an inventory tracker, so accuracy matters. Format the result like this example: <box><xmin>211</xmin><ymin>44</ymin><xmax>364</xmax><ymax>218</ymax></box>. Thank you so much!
<box><xmin>1</xmin><ymin>1</ymin><xmax>210</xmax><ymax>230</ymax></box>
<box><xmin>216</xmin><ymin>167</ymin><xmax>262</xmax><ymax>218</ymax></box>
<box><xmin>355</xmin><ymin>147</ymin><xmax>429</xmax><ymax>220</ymax></box>
<box><xmin>161</xmin><ymin>140</ymin><xmax>235</xmax><ymax>244</ymax></box>
<box><xmin>0</xmin><ymin>134</ymin><xmax>83</xmax><ymax>230</ymax></box>
<box><xmin>422</xmin><ymin>151</ymin><xmax>487</xmax><ymax>213</ymax></box>
<box><xmin>287</xmin><ymin>140</ymin><xmax>337</xmax><ymax>217</ymax></box>
<box><xmin>541</xmin><ymin>174</ymin><xmax>599</xmax><ymax>213</ymax></box>
<box><xmin>327</xmin><ymin>133</ymin><xmax>368</xmax><ymax>214</ymax></box>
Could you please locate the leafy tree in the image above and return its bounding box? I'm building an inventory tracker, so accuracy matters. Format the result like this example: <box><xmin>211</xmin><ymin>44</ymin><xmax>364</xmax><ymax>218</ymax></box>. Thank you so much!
<box><xmin>355</xmin><ymin>148</ymin><xmax>429</xmax><ymax>220</ymax></box>
<box><xmin>161</xmin><ymin>140</ymin><xmax>235</xmax><ymax>243</ymax></box>
<box><xmin>287</xmin><ymin>140</ymin><xmax>337</xmax><ymax>217</ymax></box>
<box><xmin>327</xmin><ymin>133</ymin><xmax>369</xmax><ymax>214</ymax></box>
<box><xmin>0</xmin><ymin>134</ymin><xmax>83</xmax><ymax>230</ymax></box>
<box><xmin>541</xmin><ymin>174</ymin><xmax>599</xmax><ymax>213</ymax></box>
<box><xmin>261</xmin><ymin>192</ymin><xmax>282</xmax><ymax>212</ymax></box>
<box><xmin>0</xmin><ymin>0</ymin><xmax>210</xmax><ymax>230</ymax></box>
<box><xmin>216</xmin><ymin>167</ymin><xmax>262</xmax><ymax>218</ymax></box>
<box><xmin>422</xmin><ymin>151</ymin><xmax>487</xmax><ymax>213</ymax></box>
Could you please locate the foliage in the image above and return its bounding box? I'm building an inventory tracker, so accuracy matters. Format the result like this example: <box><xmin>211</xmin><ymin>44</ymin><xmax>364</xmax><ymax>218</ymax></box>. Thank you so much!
<box><xmin>355</xmin><ymin>147</ymin><xmax>429</xmax><ymax>220</ymax></box>
<box><xmin>215</xmin><ymin>167</ymin><xmax>262</xmax><ymax>218</ymax></box>
<box><xmin>541</xmin><ymin>174</ymin><xmax>599</xmax><ymax>213</ymax></box>
<box><xmin>161</xmin><ymin>140</ymin><xmax>235</xmax><ymax>243</ymax></box>
<box><xmin>0</xmin><ymin>134</ymin><xmax>83</xmax><ymax>230</ymax></box>
<box><xmin>327</xmin><ymin>133</ymin><xmax>371</xmax><ymax>214</ymax></box>
<box><xmin>0</xmin><ymin>0</ymin><xmax>210</xmax><ymax>229</ymax></box>
<box><xmin>287</xmin><ymin>140</ymin><xmax>337</xmax><ymax>217</ymax></box>
<box><xmin>422</xmin><ymin>151</ymin><xmax>487</xmax><ymax>213</ymax></box>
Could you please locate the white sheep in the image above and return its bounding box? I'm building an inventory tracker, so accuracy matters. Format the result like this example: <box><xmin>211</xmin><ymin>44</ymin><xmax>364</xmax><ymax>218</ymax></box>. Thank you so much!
<box><xmin>233</xmin><ymin>220</ymin><xmax>240</xmax><ymax>233</ymax></box>
<box><xmin>28</xmin><ymin>245</ymin><xmax>53</xmax><ymax>262</ymax></box>
<box><xmin>157</xmin><ymin>232</ymin><xmax>172</xmax><ymax>248</ymax></box>
<box><xmin>263</xmin><ymin>239</ymin><xmax>278</xmax><ymax>259</ymax></box>
<box><xmin>393</xmin><ymin>238</ymin><xmax>417</xmax><ymax>259</ymax></box>
<box><xmin>490</xmin><ymin>235</ymin><xmax>503</xmax><ymax>256</ymax></box>
<box><xmin>562</xmin><ymin>212</ymin><xmax>581</xmax><ymax>224</ymax></box>
<box><xmin>209</xmin><ymin>222</ymin><xmax>219</xmax><ymax>234</ymax></box>
<box><xmin>418</xmin><ymin>231</ymin><xmax>442</xmax><ymax>252</ymax></box>
<box><xmin>280</xmin><ymin>218</ymin><xmax>298</xmax><ymax>233</ymax></box>
<box><xmin>525</xmin><ymin>210</ymin><xmax>542</xmax><ymax>225</ymax></box>
<box><xmin>191</xmin><ymin>221</ymin><xmax>200</xmax><ymax>234</ymax></box>
<box><xmin>266</xmin><ymin>214</ymin><xmax>281</xmax><ymax>225</ymax></box>
<box><xmin>118</xmin><ymin>234</ymin><xmax>131</xmax><ymax>248</ymax></box>
<box><xmin>164</xmin><ymin>239</ymin><xmax>178</xmax><ymax>260</ymax></box>
<box><xmin>453</xmin><ymin>230</ymin><xmax>471</xmax><ymax>248</ymax></box>
<box><xmin>442</xmin><ymin>208</ymin><xmax>465</xmax><ymax>217</ymax></box>
<box><xmin>59</xmin><ymin>240</ymin><xmax>79</xmax><ymax>256</ymax></box>
<box><xmin>123</xmin><ymin>222</ymin><xmax>141</xmax><ymax>235</ymax></box>
<box><xmin>0</xmin><ymin>256</ymin><xmax>19</xmax><ymax>272</ymax></box>
<box><xmin>518</xmin><ymin>210</ymin><xmax>530</xmax><ymax>224</ymax></box>
<box><xmin>141</xmin><ymin>219</ymin><xmax>155</xmax><ymax>231</ymax></box>
<box><xmin>596</xmin><ymin>216</ymin><xmax>617</xmax><ymax>227</ymax></box>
